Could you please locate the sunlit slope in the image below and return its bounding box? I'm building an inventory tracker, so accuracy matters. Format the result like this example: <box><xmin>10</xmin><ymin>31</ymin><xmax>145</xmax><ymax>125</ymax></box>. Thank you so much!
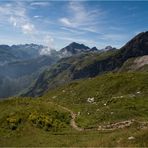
<box><xmin>0</xmin><ymin>72</ymin><xmax>148</xmax><ymax>146</ymax></box>
<box><xmin>43</xmin><ymin>72</ymin><xmax>148</xmax><ymax>128</ymax></box>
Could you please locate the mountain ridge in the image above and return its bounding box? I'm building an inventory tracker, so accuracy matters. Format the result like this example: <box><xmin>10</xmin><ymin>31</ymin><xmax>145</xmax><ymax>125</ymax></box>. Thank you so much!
<box><xmin>25</xmin><ymin>31</ymin><xmax>148</xmax><ymax>97</ymax></box>
<box><xmin>59</xmin><ymin>42</ymin><xmax>98</xmax><ymax>57</ymax></box>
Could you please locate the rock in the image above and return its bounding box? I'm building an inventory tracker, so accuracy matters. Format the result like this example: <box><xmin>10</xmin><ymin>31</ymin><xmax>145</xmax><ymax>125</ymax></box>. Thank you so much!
<box><xmin>52</xmin><ymin>96</ymin><xmax>57</xmax><ymax>99</ymax></box>
<box><xmin>111</xmin><ymin>112</ymin><xmax>114</xmax><ymax>115</ymax></box>
<box><xmin>77</xmin><ymin>112</ymin><xmax>81</xmax><ymax>116</ymax></box>
<box><xmin>128</xmin><ymin>136</ymin><xmax>135</xmax><ymax>140</ymax></box>
<box><xmin>87</xmin><ymin>97</ymin><xmax>95</xmax><ymax>103</ymax></box>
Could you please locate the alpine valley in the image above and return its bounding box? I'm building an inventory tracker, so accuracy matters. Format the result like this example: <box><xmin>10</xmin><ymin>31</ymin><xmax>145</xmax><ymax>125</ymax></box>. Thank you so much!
<box><xmin>0</xmin><ymin>31</ymin><xmax>148</xmax><ymax>147</ymax></box>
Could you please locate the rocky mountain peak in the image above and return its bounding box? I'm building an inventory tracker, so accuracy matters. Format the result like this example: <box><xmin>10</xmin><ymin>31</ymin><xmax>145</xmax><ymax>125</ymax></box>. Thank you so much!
<box><xmin>90</xmin><ymin>47</ymin><xmax>98</xmax><ymax>51</ymax></box>
<box><xmin>59</xmin><ymin>42</ymin><xmax>91</xmax><ymax>57</ymax></box>
<box><xmin>120</xmin><ymin>31</ymin><xmax>148</xmax><ymax>58</ymax></box>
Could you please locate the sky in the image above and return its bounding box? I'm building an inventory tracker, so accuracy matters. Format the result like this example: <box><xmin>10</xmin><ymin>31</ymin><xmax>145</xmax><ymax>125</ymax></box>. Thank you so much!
<box><xmin>0</xmin><ymin>0</ymin><xmax>148</xmax><ymax>50</ymax></box>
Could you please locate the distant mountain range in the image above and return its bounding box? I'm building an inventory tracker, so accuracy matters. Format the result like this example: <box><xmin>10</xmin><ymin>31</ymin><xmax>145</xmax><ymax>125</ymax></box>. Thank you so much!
<box><xmin>59</xmin><ymin>42</ymin><xmax>115</xmax><ymax>57</ymax></box>
<box><xmin>0</xmin><ymin>42</ymin><xmax>103</xmax><ymax>66</ymax></box>
<box><xmin>0</xmin><ymin>44</ymin><xmax>45</xmax><ymax>65</ymax></box>
<box><xmin>0</xmin><ymin>44</ymin><xmax>58</xmax><ymax>98</ymax></box>
<box><xmin>0</xmin><ymin>31</ymin><xmax>148</xmax><ymax>98</ymax></box>
<box><xmin>25</xmin><ymin>31</ymin><xmax>148</xmax><ymax>97</ymax></box>
<box><xmin>0</xmin><ymin>42</ymin><xmax>100</xmax><ymax>98</ymax></box>
<box><xmin>59</xmin><ymin>42</ymin><xmax>98</xmax><ymax>57</ymax></box>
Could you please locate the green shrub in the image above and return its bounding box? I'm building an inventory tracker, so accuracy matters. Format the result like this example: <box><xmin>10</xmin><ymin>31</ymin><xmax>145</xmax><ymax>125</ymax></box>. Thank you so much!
<box><xmin>28</xmin><ymin>110</ymin><xmax>70</xmax><ymax>131</ymax></box>
<box><xmin>6</xmin><ymin>115</ymin><xmax>21</xmax><ymax>130</ymax></box>
<box><xmin>28</xmin><ymin>112</ymin><xmax>52</xmax><ymax>131</ymax></box>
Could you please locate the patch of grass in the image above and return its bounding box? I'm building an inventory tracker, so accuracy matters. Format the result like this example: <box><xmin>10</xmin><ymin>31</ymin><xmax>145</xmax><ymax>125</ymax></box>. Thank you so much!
<box><xmin>0</xmin><ymin>125</ymin><xmax>148</xmax><ymax>147</ymax></box>
<box><xmin>0</xmin><ymin>72</ymin><xmax>148</xmax><ymax>146</ymax></box>
<box><xmin>43</xmin><ymin>72</ymin><xmax>148</xmax><ymax>128</ymax></box>
<box><xmin>0</xmin><ymin>98</ymin><xmax>71</xmax><ymax>133</ymax></box>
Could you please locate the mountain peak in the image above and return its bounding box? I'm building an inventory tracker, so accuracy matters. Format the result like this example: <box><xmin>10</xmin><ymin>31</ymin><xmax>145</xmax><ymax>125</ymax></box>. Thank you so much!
<box><xmin>121</xmin><ymin>31</ymin><xmax>148</xmax><ymax>54</ymax></box>
<box><xmin>90</xmin><ymin>47</ymin><xmax>98</xmax><ymax>51</ymax></box>
<box><xmin>59</xmin><ymin>42</ymin><xmax>91</xmax><ymax>57</ymax></box>
<box><xmin>67</xmin><ymin>42</ymin><xmax>90</xmax><ymax>49</ymax></box>
<box><xmin>69</xmin><ymin>42</ymin><xmax>80</xmax><ymax>46</ymax></box>
<box><xmin>100</xmin><ymin>46</ymin><xmax>113</xmax><ymax>51</ymax></box>
<box><xmin>133</xmin><ymin>31</ymin><xmax>148</xmax><ymax>39</ymax></box>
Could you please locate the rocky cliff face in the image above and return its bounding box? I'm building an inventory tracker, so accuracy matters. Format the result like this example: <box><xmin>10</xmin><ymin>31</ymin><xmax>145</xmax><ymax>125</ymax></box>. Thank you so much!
<box><xmin>119</xmin><ymin>55</ymin><xmax>148</xmax><ymax>72</ymax></box>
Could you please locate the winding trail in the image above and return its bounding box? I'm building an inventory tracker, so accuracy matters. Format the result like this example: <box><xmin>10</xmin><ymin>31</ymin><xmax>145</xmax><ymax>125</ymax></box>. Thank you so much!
<box><xmin>97</xmin><ymin>119</ymin><xmax>135</xmax><ymax>131</ymax></box>
<box><xmin>57</xmin><ymin>104</ymin><xmax>84</xmax><ymax>131</ymax></box>
<box><xmin>49</xmin><ymin>101</ymin><xmax>148</xmax><ymax>132</ymax></box>
<box><xmin>57</xmin><ymin>104</ymin><xmax>136</xmax><ymax>132</ymax></box>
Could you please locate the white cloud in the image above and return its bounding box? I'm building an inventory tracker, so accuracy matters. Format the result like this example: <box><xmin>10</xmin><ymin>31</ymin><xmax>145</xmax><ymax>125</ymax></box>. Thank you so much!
<box><xmin>69</xmin><ymin>1</ymin><xmax>86</xmax><ymax>25</ymax></box>
<box><xmin>40</xmin><ymin>35</ymin><xmax>55</xmax><ymax>55</ymax></box>
<box><xmin>59</xmin><ymin>18</ymin><xmax>72</xmax><ymax>26</ymax></box>
<box><xmin>44</xmin><ymin>35</ymin><xmax>54</xmax><ymax>47</ymax></box>
<box><xmin>59</xmin><ymin>1</ymin><xmax>104</xmax><ymax>33</ymax></box>
<box><xmin>30</xmin><ymin>2</ymin><xmax>50</xmax><ymax>7</ymax></box>
<box><xmin>21</xmin><ymin>23</ymin><xmax>35</xmax><ymax>34</ymax></box>
<box><xmin>0</xmin><ymin>1</ymin><xmax>56</xmax><ymax>52</ymax></box>
<box><xmin>10</xmin><ymin>16</ymin><xmax>17</xmax><ymax>27</ymax></box>
<box><xmin>60</xmin><ymin>27</ymin><xmax>85</xmax><ymax>35</ymax></box>
<box><xmin>0</xmin><ymin>2</ymin><xmax>36</xmax><ymax>35</ymax></box>
<box><xmin>34</xmin><ymin>15</ymin><xmax>41</xmax><ymax>18</ymax></box>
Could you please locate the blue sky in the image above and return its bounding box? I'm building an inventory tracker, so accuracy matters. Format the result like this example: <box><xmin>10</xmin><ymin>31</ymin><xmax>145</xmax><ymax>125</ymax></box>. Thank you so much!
<box><xmin>0</xmin><ymin>1</ymin><xmax>147</xmax><ymax>50</ymax></box>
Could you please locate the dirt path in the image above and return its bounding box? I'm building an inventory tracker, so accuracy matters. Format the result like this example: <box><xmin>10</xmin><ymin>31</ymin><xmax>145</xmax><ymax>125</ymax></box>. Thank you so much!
<box><xmin>60</xmin><ymin>105</ymin><xmax>148</xmax><ymax>131</ymax></box>
<box><xmin>49</xmin><ymin>101</ymin><xmax>148</xmax><ymax>132</ymax></box>
<box><xmin>57</xmin><ymin>104</ymin><xmax>136</xmax><ymax>132</ymax></box>
<box><xmin>57</xmin><ymin>104</ymin><xmax>84</xmax><ymax>131</ymax></box>
<box><xmin>97</xmin><ymin>119</ymin><xmax>135</xmax><ymax>131</ymax></box>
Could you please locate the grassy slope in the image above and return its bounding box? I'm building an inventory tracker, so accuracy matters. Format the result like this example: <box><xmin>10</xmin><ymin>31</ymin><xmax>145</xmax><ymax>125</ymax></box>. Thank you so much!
<box><xmin>0</xmin><ymin>72</ymin><xmax>148</xmax><ymax>146</ymax></box>
<box><xmin>0</xmin><ymin>98</ymin><xmax>72</xmax><ymax>146</ymax></box>
<box><xmin>1</xmin><ymin>127</ymin><xmax>148</xmax><ymax>147</ymax></box>
<box><xmin>43</xmin><ymin>72</ymin><xmax>148</xmax><ymax>127</ymax></box>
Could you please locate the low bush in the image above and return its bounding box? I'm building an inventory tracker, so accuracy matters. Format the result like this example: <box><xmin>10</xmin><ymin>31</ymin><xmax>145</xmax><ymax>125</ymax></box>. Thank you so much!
<box><xmin>6</xmin><ymin>114</ymin><xmax>22</xmax><ymax>130</ymax></box>
<box><xmin>28</xmin><ymin>110</ymin><xmax>71</xmax><ymax>131</ymax></box>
